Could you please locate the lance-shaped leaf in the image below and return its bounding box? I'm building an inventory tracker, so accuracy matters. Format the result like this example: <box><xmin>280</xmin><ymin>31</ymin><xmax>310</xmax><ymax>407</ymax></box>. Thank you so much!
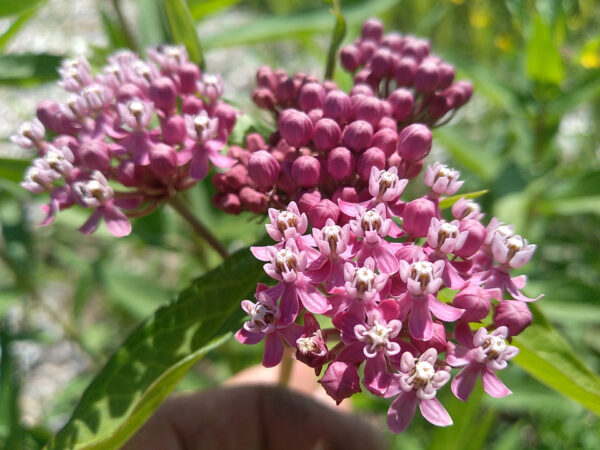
<box><xmin>44</xmin><ymin>243</ymin><xmax>266</xmax><ymax>449</ymax></box>
<box><xmin>438</xmin><ymin>190</ymin><xmax>488</xmax><ymax>209</ymax></box>
<box><xmin>512</xmin><ymin>303</ymin><xmax>600</xmax><ymax>416</ymax></box>
<box><xmin>324</xmin><ymin>0</ymin><xmax>346</xmax><ymax>81</ymax></box>
<box><xmin>162</xmin><ymin>0</ymin><xmax>205</xmax><ymax>70</ymax></box>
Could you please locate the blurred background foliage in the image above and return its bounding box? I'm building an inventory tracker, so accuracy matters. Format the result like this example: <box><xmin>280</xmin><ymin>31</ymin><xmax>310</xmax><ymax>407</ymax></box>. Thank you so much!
<box><xmin>0</xmin><ymin>0</ymin><xmax>599</xmax><ymax>448</ymax></box>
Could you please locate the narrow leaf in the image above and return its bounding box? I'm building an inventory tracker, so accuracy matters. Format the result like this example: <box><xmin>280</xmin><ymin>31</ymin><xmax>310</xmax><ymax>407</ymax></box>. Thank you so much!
<box><xmin>438</xmin><ymin>190</ymin><xmax>488</xmax><ymax>209</ymax></box>
<box><xmin>0</xmin><ymin>0</ymin><xmax>44</xmax><ymax>18</ymax></box>
<box><xmin>0</xmin><ymin>158</ymin><xmax>29</xmax><ymax>183</ymax></box>
<box><xmin>188</xmin><ymin>0</ymin><xmax>242</xmax><ymax>21</ymax></box>
<box><xmin>0</xmin><ymin>8</ymin><xmax>36</xmax><ymax>50</ymax></box>
<box><xmin>525</xmin><ymin>15</ymin><xmax>564</xmax><ymax>84</ymax></box>
<box><xmin>512</xmin><ymin>304</ymin><xmax>600</xmax><ymax>415</ymax></box>
<box><xmin>162</xmin><ymin>0</ymin><xmax>205</xmax><ymax>70</ymax></box>
<box><xmin>0</xmin><ymin>53</ymin><xmax>62</xmax><ymax>86</ymax></box>
<box><xmin>324</xmin><ymin>0</ymin><xmax>346</xmax><ymax>81</ymax></box>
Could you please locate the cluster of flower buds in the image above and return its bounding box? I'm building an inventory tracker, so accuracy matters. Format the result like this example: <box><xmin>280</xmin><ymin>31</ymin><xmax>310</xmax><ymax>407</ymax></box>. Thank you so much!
<box><xmin>15</xmin><ymin>46</ymin><xmax>237</xmax><ymax>236</ymax></box>
<box><xmin>236</xmin><ymin>163</ymin><xmax>542</xmax><ymax>433</ymax></box>
<box><xmin>340</xmin><ymin>18</ymin><xmax>473</xmax><ymax>126</ymax></box>
<box><xmin>213</xmin><ymin>18</ymin><xmax>472</xmax><ymax>217</ymax></box>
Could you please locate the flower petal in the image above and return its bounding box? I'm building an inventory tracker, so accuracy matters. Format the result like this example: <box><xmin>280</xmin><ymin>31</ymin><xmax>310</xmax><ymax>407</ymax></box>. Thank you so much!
<box><xmin>482</xmin><ymin>368</ymin><xmax>512</xmax><ymax>398</ymax></box>
<box><xmin>419</xmin><ymin>397</ymin><xmax>453</xmax><ymax>427</ymax></box>
<box><xmin>428</xmin><ymin>296</ymin><xmax>464</xmax><ymax>322</ymax></box>
<box><xmin>409</xmin><ymin>297</ymin><xmax>433</xmax><ymax>340</ymax></box>
<box><xmin>262</xmin><ymin>333</ymin><xmax>284</xmax><ymax>368</ymax></box>
<box><xmin>451</xmin><ymin>364</ymin><xmax>480</xmax><ymax>401</ymax></box>
<box><xmin>104</xmin><ymin>205</ymin><xmax>132</xmax><ymax>237</ymax></box>
<box><xmin>387</xmin><ymin>391</ymin><xmax>417</xmax><ymax>433</ymax></box>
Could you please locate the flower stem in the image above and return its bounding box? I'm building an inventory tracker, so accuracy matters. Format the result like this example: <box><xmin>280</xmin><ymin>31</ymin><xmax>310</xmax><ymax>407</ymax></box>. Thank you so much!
<box><xmin>278</xmin><ymin>349</ymin><xmax>294</xmax><ymax>387</ymax></box>
<box><xmin>168</xmin><ymin>196</ymin><xmax>229</xmax><ymax>260</ymax></box>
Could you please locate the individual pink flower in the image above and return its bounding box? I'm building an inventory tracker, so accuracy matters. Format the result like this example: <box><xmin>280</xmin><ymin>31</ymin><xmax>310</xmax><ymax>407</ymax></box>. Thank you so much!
<box><xmin>447</xmin><ymin>323</ymin><xmax>518</xmax><ymax>401</ymax></box>
<box><xmin>295</xmin><ymin>313</ymin><xmax>329</xmax><ymax>373</ymax></box>
<box><xmin>235</xmin><ymin>291</ymin><xmax>303</xmax><ymax>368</ymax></box>
<box><xmin>424</xmin><ymin>162</ymin><xmax>464</xmax><ymax>197</ymax></box>
<box><xmin>368</xmin><ymin>166</ymin><xmax>408</xmax><ymax>204</ymax></box>
<box><xmin>309</xmin><ymin>219</ymin><xmax>354</xmax><ymax>292</ymax></box>
<box><xmin>386</xmin><ymin>349</ymin><xmax>452</xmax><ymax>433</ymax></box>
<box><xmin>491</xmin><ymin>233</ymin><xmax>537</xmax><ymax>270</ymax></box>
<box><xmin>197</xmin><ymin>73</ymin><xmax>224</xmax><ymax>102</ymax></box>
<box><xmin>10</xmin><ymin>118</ymin><xmax>46</xmax><ymax>150</ymax></box>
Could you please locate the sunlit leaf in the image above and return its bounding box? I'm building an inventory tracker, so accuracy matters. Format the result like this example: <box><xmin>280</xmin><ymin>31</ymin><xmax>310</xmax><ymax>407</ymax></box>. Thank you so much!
<box><xmin>162</xmin><ymin>0</ymin><xmax>205</xmax><ymax>70</ymax></box>
<box><xmin>0</xmin><ymin>53</ymin><xmax>62</xmax><ymax>86</ymax></box>
<box><xmin>187</xmin><ymin>0</ymin><xmax>242</xmax><ymax>20</ymax></box>
<box><xmin>324</xmin><ymin>0</ymin><xmax>346</xmax><ymax>80</ymax></box>
<box><xmin>0</xmin><ymin>0</ymin><xmax>44</xmax><ymax>18</ymax></box>
<box><xmin>439</xmin><ymin>190</ymin><xmax>488</xmax><ymax>209</ymax></box>
<box><xmin>525</xmin><ymin>15</ymin><xmax>564</xmax><ymax>85</ymax></box>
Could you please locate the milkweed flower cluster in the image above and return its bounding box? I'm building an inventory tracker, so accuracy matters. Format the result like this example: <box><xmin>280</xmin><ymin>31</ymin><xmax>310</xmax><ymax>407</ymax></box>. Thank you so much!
<box><xmin>14</xmin><ymin>46</ymin><xmax>237</xmax><ymax>236</ymax></box>
<box><xmin>211</xmin><ymin>19</ymin><xmax>472</xmax><ymax>217</ymax></box>
<box><xmin>236</xmin><ymin>163</ymin><xmax>542</xmax><ymax>433</ymax></box>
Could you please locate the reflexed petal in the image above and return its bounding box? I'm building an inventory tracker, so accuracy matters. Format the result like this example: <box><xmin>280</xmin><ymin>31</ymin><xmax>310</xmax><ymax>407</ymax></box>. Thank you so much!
<box><xmin>235</xmin><ymin>328</ymin><xmax>264</xmax><ymax>345</ymax></box>
<box><xmin>387</xmin><ymin>391</ymin><xmax>417</xmax><ymax>433</ymax></box>
<box><xmin>262</xmin><ymin>333</ymin><xmax>284</xmax><ymax>368</ymax></box>
<box><xmin>419</xmin><ymin>397</ymin><xmax>453</xmax><ymax>427</ymax></box>
<box><xmin>409</xmin><ymin>298</ymin><xmax>433</xmax><ymax>340</ymax></box>
<box><xmin>451</xmin><ymin>364</ymin><xmax>480</xmax><ymax>401</ymax></box>
<box><xmin>104</xmin><ymin>205</ymin><xmax>132</xmax><ymax>237</ymax></box>
<box><xmin>428</xmin><ymin>296</ymin><xmax>464</xmax><ymax>322</ymax></box>
<box><xmin>482</xmin><ymin>368</ymin><xmax>512</xmax><ymax>397</ymax></box>
<box><xmin>297</xmin><ymin>280</ymin><xmax>331</xmax><ymax>314</ymax></box>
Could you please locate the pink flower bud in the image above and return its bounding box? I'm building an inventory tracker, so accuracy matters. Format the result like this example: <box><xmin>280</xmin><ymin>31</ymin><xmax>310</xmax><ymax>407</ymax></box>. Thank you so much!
<box><xmin>414</xmin><ymin>60</ymin><xmax>440</xmax><ymax>93</ymax></box>
<box><xmin>245</xmin><ymin>133</ymin><xmax>266</xmax><ymax>152</ymax></box>
<box><xmin>397</xmin><ymin>124</ymin><xmax>432</xmax><ymax>161</ymax></box>
<box><xmin>350</xmin><ymin>84</ymin><xmax>374</xmax><ymax>97</ymax></box>
<box><xmin>239</xmin><ymin>186</ymin><xmax>268</xmax><ymax>213</ymax></box>
<box><xmin>178</xmin><ymin>62</ymin><xmax>201</xmax><ymax>94</ymax></box>
<box><xmin>454</xmin><ymin>219</ymin><xmax>486</xmax><ymax>259</ymax></box>
<box><xmin>342</xmin><ymin>120</ymin><xmax>373</xmax><ymax>153</ymax></box>
<box><xmin>275</xmin><ymin>76</ymin><xmax>296</xmax><ymax>104</ymax></box>
<box><xmin>79</xmin><ymin>140</ymin><xmax>111</xmax><ymax>171</ymax></box>
<box><xmin>36</xmin><ymin>100</ymin><xmax>59</xmax><ymax>131</ymax></box>
<box><xmin>309</xmin><ymin>199</ymin><xmax>340</xmax><ymax>228</ymax></box>
<box><xmin>115</xmin><ymin>160</ymin><xmax>138</xmax><ymax>187</ymax></box>
<box><xmin>322</xmin><ymin>90</ymin><xmax>352</xmax><ymax>124</ymax></box>
<box><xmin>213</xmin><ymin>192</ymin><xmax>242</xmax><ymax>214</ymax></box>
<box><xmin>298</xmin><ymin>82</ymin><xmax>326</xmax><ymax>112</ymax></box>
<box><xmin>277</xmin><ymin>162</ymin><xmax>296</xmax><ymax>194</ymax></box>
<box><xmin>149</xmin><ymin>76</ymin><xmax>177</xmax><ymax>112</ymax></box>
<box><xmin>352</xmin><ymin>95</ymin><xmax>383</xmax><ymax>127</ymax></box>
<box><xmin>115</xmin><ymin>84</ymin><xmax>143</xmax><ymax>103</ymax></box>
<box><xmin>252</xmin><ymin>87</ymin><xmax>276</xmax><ymax>109</ymax></box>
<box><xmin>437</xmin><ymin>63</ymin><xmax>455</xmax><ymax>89</ymax></box>
<box><xmin>248</xmin><ymin>150</ymin><xmax>280</xmax><ymax>188</ymax></box>
<box><xmin>361</xmin><ymin>19</ymin><xmax>383</xmax><ymax>42</ymax></box>
<box><xmin>212</xmin><ymin>173</ymin><xmax>228</xmax><ymax>192</ymax></box>
<box><xmin>307</xmin><ymin>108</ymin><xmax>324</xmax><ymax>124</ymax></box>
<box><xmin>340</xmin><ymin>45</ymin><xmax>361</xmax><ymax>72</ymax></box>
<box><xmin>377</xmin><ymin>116</ymin><xmax>397</xmax><ymax>131</ymax></box>
<box><xmin>256</xmin><ymin>66</ymin><xmax>277</xmax><ymax>90</ymax></box>
<box><xmin>228</xmin><ymin>145</ymin><xmax>250</xmax><ymax>166</ymax></box>
<box><xmin>388</xmin><ymin>88</ymin><xmax>414</xmax><ymax>121</ymax></box>
<box><xmin>358</xmin><ymin>40</ymin><xmax>378</xmax><ymax>63</ymax></box>
<box><xmin>224</xmin><ymin>164</ymin><xmax>249</xmax><ymax>190</ymax></box>
<box><xmin>292</xmin><ymin>155</ymin><xmax>320</xmax><ymax>188</ymax></box>
<box><xmin>371</xmin><ymin>128</ymin><xmax>398</xmax><ymax>158</ymax></box>
<box><xmin>319</xmin><ymin>361</ymin><xmax>361</xmax><ymax>405</ymax></box>
<box><xmin>493</xmin><ymin>300</ymin><xmax>532</xmax><ymax>336</ymax></box>
<box><xmin>181</xmin><ymin>95</ymin><xmax>205</xmax><ymax>115</ymax></box>
<box><xmin>413</xmin><ymin>322</ymin><xmax>447</xmax><ymax>353</ymax></box>
<box><xmin>332</xmin><ymin>186</ymin><xmax>359</xmax><ymax>204</ymax></box>
<box><xmin>327</xmin><ymin>147</ymin><xmax>355</xmax><ymax>180</ymax></box>
<box><xmin>370</xmin><ymin>48</ymin><xmax>393</xmax><ymax>78</ymax></box>
<box><xmin>429</xmin><ymin>94</ymin><xmax>449</xmax><ymax>119</ymax></box>
<box><xmin>357</xmin><ymin>147</ymin><xmax>386</xmax><ymax>181</ymax></box>
<box><xmin>402</xmin><ymin>197</ymin><xmax>436</xmax><ymax>237</ymax></box>
<box><xmin>394</xmin><ymin>57</ymin><xmax>417</xmax><ymax>85</ymax></box>
<box><xmin>312</xmin><ymin>118</ymin><xmax>341</xmax><ymax>152</ymax></box>
<box><xmin>161</xmin><ymin>115</ymin><xmax>186</xmax><ymax>144</ymax></box>
<box><xmin>453</xmin><ymin>284</ymin><xmax>492</xmax><ymax>322</ymax></box>
<box><xmin>214</xmin><ymin>103</ymin><xmax>237</xmax><ymax>138</ymax></box>
<box><xmin>454</xmin><ymin>80</ymin><xmax>473</xmax><ymax>106</ymax></box>
<box><xmin>297</xmin><ymin>190</ymin><xmax>322</xmax><ymax>214</ymax></box>
<box><xmin>149</xmin><ymin>143</ymin><xmax>177</xmax><ymax>176</ymax></box>
<box><xmin>403</xmin><ymin>160</ymin><xmax>424</xmax><ymax>179</ymax></box>
<box><xmin>279</xmin><ymin>109</ymin><xmax>313</xmax><ymax>147</ymax></box>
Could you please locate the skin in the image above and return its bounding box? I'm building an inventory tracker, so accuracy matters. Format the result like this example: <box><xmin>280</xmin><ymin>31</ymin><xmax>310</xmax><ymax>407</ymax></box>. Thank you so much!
<box><xmin>123</xmin><ymin>359</ymin><xmax>385</xmax><ymax>450</ymax></box>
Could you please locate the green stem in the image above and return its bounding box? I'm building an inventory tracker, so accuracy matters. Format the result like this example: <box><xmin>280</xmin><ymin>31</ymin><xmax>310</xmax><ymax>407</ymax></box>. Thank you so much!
<box><xmin>278</xmin><ymin>349</ymin><xmax>293</xmax><ymax>387</ymax></box>
<box><xmin>168</xmin><ymin>196</ymin><xmax>229</xmax><ymax>260</ymax></box>
<box><xmin>110</xmin><ymin>0</ymin><xmax>140</xmax><ymax>53</ymax></box>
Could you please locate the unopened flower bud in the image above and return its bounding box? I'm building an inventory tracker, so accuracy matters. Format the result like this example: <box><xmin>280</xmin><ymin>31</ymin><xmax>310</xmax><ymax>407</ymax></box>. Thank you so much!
<box><xmin>224</xmin><ymin>164</ymin><xmax>249</xmax><ymax>190</ymax></box>
<box><xmin>361</xmin><ymin>18</ymin><xmax>383</xmax><ymax>42</ymax></box>
<box><xmin>454</xmin><ymin>219</ymin><xmax>486</xmax><ymax>259</ymax></box>
<box><xmin>413</xmin><ymin>322</ymin><xmax>447</xmax><ymax>354</ymax></box>
<box><xmin>403</xmin><ymin>197</ymin><xmax>436</xmax><ymax>237</ymax></box>
<box><xmin>371</xmin><ymin>128</ymin><xmax>398</xmax><ymax>158</ymax></box>
<box><xmin>357</xmin><ymin>147</ymin><xmax>386</xmax><ymax>181</ymax></box>
<box><xmin>279</xmin><ymin>109</ymin><xmax>313</xmax><ymax>147</ymax></box>
<box><xmin>437</xmin><ymin>63</ymin><xmax>455</xmax><ymax>89</ymax></box>
<box><xmin>256</xmin><ymin>66</ymin><xmax>277</xmax><ymax>90</ymax></box>
<box><xmin>115</xmin><ymin>160</ymin><xmax>139</xmax><ymax>187</ymax></box>
<box><xmin>453</xmin><ymin>284</ymin><xmax>492</xmax><ymax>322</ymax></box>
<box><xmin>181</xmin><ymin>96</ymin><xmax>205</xmax><ymax>115</ymax></box>
<box><xmin>340</xmin><ymin>45</ymin><xmax>361</xmax><ymax>72</ymax></box>
<box><xmin>388</xmin><ymin>88</ymin><xmax>414</xmax><ymax>122</ymax></box>
<box><xmin>493</xmin><ymin>300</ymin><xmax>533</xmax><ymax>336</ymax></box>
<box><xmin>429</xmin><ymin>94</ymin><xmax>449</xmax><ymax>119</ymax></box>
<box><xmin>322</xmin><ymin>90</ymin><xmax>352</xmax><ymax>124</ymax></box>
<box><xmin>149</xmin><ymin>143</ymin><xmax>177</xmax><ymax>176</ymax></box>
<box><xmin>248</xmin><ymin>150</ymin><xmax>280</xmax><ymax>188</ymax></box>
<box><xmin>252</xmin><ymin>87</ymin><xmax>276</xmax><ymax>109</ymax></box>
<box><xmin>414</xmin><ymin>60</ymin><xmax>440</xmax><ymax>93</ymax></box>
<box><xmin>309</xmin><ymin>199</ymin><xmax>340</xmax><ymax>228</ymax></box>
<box><xmin>332</xmin><ymin>186</ymin><xmax>359</xmax><ymax>204</ymax></box>
<box><xmin>245</xmin><ymin>133</ymin><xmax>266</xmax><ymax>152</ymax></box>
<box><xmin>239</xmin><ymin>186</ymin><xmax>268</xmax><ymax>213</ymax></box>
<box><xmin>292</xmin><ymin>155</ymin><xmax>320</xmax><ymax>188</ymax></box>
<box><xmin>298</xmin><ymin>82</ymin><xmax>326</xmax><ymax>112</ymax></box>
<box><xmin>397</xmin><ymin>124</ymin><xmax>432</xmax><ymax>161</ymax></box>
<box><xmin>275</xmin><ymin>76</ymin><xmax>296</xmax><ymax>104</ymax></box>
<box><xmin>178</xmin><ymin>62</ymin><xmax>201</xmax><ymax>94</ymax></box>
<box><xmin>370</xmin><ymin>48</ymin><xmax>393</xmax><ymax>78</ymax></box>
<box><xmin>394</xmin><ymin>57</ymin><xmax>417</xmax><ymax>86</ymax></box>
<box><xmin>161</xmin><ymin>115</ymin><xmax>186</xmax><ymax>144</ymax></box>
<box><xmin>312</xmin><ymin>118</ymin><xmax>341</xmax><ymax>152</ymax></box>
<box><xmin>358</xmin><ymin>41</ymin><xmax>378</xmax><ymax>63</ymax></box>
<box><xmin>353</xmin><ymin>95</ymin><xmax>383</xmax><ymax>127</ymax></box>
<box><xmin>116</xmin><ymin>84</ymin><xmax>143</xmax><ymax>104</ymax></box>
<box><xmin>350</xmin><ymin>84</ymin><xmax>374</xmax><ymax>97</ymax></box>
<box><xmin>327</xmin><ymin>147</ymin><xmax>355</xmax><ymax>180</ymax></box>
<box><xmin>36</xmin><ymin>100</ymin><xmax>60</xmax><ymax>131</ymax></box>
<box><xmin>297</xmin><ymin>190</ymin><xmax>322</xmax><ymax>214</ymax></box>
<box><xmin>213</xmin><ymin>192</ymin><xmax>242</xmax><ymax>214</ymax></box>
<box><xmin>342</xmin><ymin>120</ymin><xmax>373</xmax><ymax>153</ymax></box>
<box><xmin>79</xmin><ymin>139</ymin><xmax>111</xmax><ymax>171</ymax></box>
<box><xmin>319</xmin><ymin>361</ymin><xmax>361</xmax><ymax>405</ymax></box>
<box><xmin>149</xmin><ymin>76</ymin><xmax>177</xmax><ymax>112</ymax></box>
<box><xmin>228</xmin><ymin>145</ymin><xmax>250</xmax><ymax>166</ymax></box>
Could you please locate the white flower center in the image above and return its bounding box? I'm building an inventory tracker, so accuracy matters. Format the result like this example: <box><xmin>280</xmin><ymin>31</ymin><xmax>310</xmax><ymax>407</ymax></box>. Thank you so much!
<box><xmin>128</xmin><ymin>101</ymin><xmax>145</xmax><ymax>116</ymax></box>
<box><xmin>277</xmin><ymin>211</ymin><xmax>297</xmax><ymax>232</ymax></box>
<box><xmin>413</xmin><ymin>361</ymin><xmax>435</xmax><ymax>383</ymax></box>
<box><xmin>275</xmin><ymin>248</ymin><xmax>297</xmax><ymax>273</ymax></box>
<box><xmin>364</xmin><ymin>321</ymin><xmax>391</xmax><ymax>347</ymax></box>
<box><xmin>435</xmin><ymin>165</ymin><xmax>458</xmax><ymax>181</ymax></box>
<box><xmin>203</xmin><ymin>74</ymin><xmax>218</xmax><ymax>85</ymax></box>
<box><xmin>361</xmin><ymin>209</ymin><xmax>382</xmax><ymax>232</ymax></box>
<box><xmin>483</xmin><ymin>335</ymin><xmax>506</xmax><ymax>359</ymax></box>
<box><xmin>353</xmin><ymin>267</ymin><xmax>375</xmax><ymax>295</ymax></box>
<box><xmin>296</xmin><ymin>333</ymin><xmax>322</xmax><ymax>354</ymax></box>
<box><xmin>249</xmin><ymin>303</ymin><xmax>275</xmax><ymax>327</ymax></box>
<box><xmin>496</xmin><ymin>225</ymin><xmax>513</xmax><ymax>240</ymax></box>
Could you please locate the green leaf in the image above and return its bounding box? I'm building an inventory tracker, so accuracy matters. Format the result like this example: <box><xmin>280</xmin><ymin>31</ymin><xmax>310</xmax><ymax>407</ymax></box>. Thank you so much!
<box><xmin>537</xmin><ymin>196</ymin><xmax>600</xmax><ymax>216</ymax></box>
<box><xmin>99</xmin><ymin>8</ymin><xmax>130</xmax><ymax>50</ymax></box>
<box><xmin>438</xmin><ymin>190</ymin><xmax>488</xmax><ymax>209</ymax></box>
<box><xmin>0</xmin><ymin>8</ymin><xmax>37</xmax><ymax>50</ymax></box>
<box><xmin>44</xmin><ymin>243</ymin><xmax>265</xmax><ymax>449</ymax></box>
<box><xmin>0</xmin><ymin>330</ymin><xmax>25</xmax><ymax>448</ymax></box>
<box><xmin>187</xmin><ymin>0</ymin><xmax>242</xmax><ymax>20</ymax></box>
<box><xmin>203</xmin><ymin>0</ymin><xmax>397</xmax><ymax>49</ymax></box>
<box><xmin>525</xmin><ymin>15</ymin><xmax>564</xmax><ymax>85</ymax></box>
<box><xmin>0</xmin><ymin>0</ymin><xmax>44</xmax><ymax>17</ymax></box>
<box><xmin>0</xmin><ymin>53</ymin><xmax>62</xmax><ymax>86</ymax></box>
<box><xmin>512</xmin><ymin>304</ymin><xmax>600</xmax><ymax>415</ymax></box>
<box><xmin>137</xmin><ymin>0</ymin><xmax>171</xmax><ymax>47</ymax></box>
<box><xmin>324</xmin><ymin>0</ymin><xmax>346</xmax><ymax>80</ymax></box>
<box><xmin>162</xmin><ymin>0</ymin><xmax>205</xmax><ymax>70</ymax></box>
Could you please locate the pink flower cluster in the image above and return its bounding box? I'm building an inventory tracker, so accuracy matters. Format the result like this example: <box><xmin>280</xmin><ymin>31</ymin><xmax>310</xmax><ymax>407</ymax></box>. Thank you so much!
<box><xmin>211</xmin><ymin>19</ymin><xmax>472</xmax><ymax>217</ymax></box>
<box><xmin>340</xmin><ymin>19</ymin><xmax>473</xmax><ymax>125</ymax></box>
<box><xmin>15</xmin><ymin>46</ymin><xmax>237</xmax><ymax>236</ymax></box>
<box><xmin>236</xmin><ymin>164</ymin><xmax>542</xmax><ymax>433</ymax></box>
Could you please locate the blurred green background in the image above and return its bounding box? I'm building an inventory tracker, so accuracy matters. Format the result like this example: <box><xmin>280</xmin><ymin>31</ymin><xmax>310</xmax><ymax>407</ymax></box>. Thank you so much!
<box><xmin>0</xmin><ymin>0</ymin><xmax>599</xmax><ymax>448</ymax></box>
